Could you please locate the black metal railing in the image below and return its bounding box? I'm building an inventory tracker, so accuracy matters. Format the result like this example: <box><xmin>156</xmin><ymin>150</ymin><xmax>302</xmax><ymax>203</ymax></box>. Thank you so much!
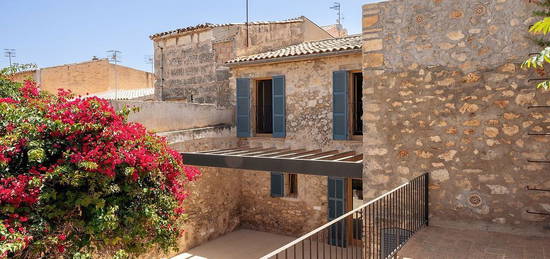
<box><xmin>261</xmin><ymin>173</ymin><xmax>429</xmax><ymax>259</ymax></box>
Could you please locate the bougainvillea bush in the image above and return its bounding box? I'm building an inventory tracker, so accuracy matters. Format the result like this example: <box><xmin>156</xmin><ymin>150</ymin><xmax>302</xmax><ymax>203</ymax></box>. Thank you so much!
<box><xmin>0</xmin><ymin>75</ymin><xmax>199</xmax><ymax>258</ymax></box>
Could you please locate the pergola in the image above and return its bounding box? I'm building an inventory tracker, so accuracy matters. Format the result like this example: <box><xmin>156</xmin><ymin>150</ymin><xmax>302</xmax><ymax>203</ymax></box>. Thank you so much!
<box><xmin>181</xmin><ymin>147</ymin><xmax>363</xmax><ymax>178</ymax></box>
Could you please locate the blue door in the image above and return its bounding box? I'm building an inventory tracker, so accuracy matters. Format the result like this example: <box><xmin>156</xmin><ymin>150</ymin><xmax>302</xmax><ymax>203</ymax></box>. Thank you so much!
<box><xmin>328</xmin><ymin>177</ymin><xmax>347</xmax><ymax>247</ymax></box>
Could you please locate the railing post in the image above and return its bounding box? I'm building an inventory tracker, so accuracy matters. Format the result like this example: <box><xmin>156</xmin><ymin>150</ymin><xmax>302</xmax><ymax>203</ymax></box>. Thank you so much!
<box><xmin>424</xmin><ymin>173</ymin><xmax>429</xmax><ymax>226</ymax></box>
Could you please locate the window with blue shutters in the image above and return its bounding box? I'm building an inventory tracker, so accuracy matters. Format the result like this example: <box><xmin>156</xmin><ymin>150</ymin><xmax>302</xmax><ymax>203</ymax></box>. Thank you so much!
<box><xmin>333</xmin><ymin>71</ymin><xmax>349</xmax><ymax>140</ymax></box>
<box><xmin>333</xmin><ymin>71</ymin><xmax>363</xmax><ymax>140</ymax></box>
<box><xmin>270</xmin><ymin>172</ymin><xmax>297</xmax><ymax>197</ymax></box>
<box><xmin>236</xmin><ymin>78</ymin><xmax>251</xmax><ymax>137</ymax></box>
<box><xmin>256</xmin><ymin>79</ymin><xmax>273</xmax><ymax>134</ymax></box>
<box><xmin>272</xmin><ymin>75</ymin><xmax>286</xmax><ymax>138</ymax></box>
<box><xmin>253</xmin><ymin>76</ymin><xmax>286</xmax><ymax>138</ymax></box>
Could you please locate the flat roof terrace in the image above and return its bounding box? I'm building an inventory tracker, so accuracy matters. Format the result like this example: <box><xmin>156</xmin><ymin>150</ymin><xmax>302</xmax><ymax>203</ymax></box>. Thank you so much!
<box><xmin>396</xmin><ymin>226</ymin><xmax>550</xmax><ymax>259</ymax></box>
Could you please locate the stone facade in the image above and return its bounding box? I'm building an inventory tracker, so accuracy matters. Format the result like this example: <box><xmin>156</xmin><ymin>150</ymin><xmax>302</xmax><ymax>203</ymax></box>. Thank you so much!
<box><xmin>240</xmin><ymin>172</ymin><xmax>328</xmax><ymax>236</ymax></box>
<box><xmin>145</xmin><ymin>52</ymin><xmax>365</xmax><ymax>257</ymax></box>
<box><xmin>227</xmin><ymin>53</ymin><xmax>363</xmax><ymax>235</ymax></box>
<box><xmin>12</xmin><ymin>59</ymin><xmax>154</xmax><ymax>95</ymax></box>
<box><xmin>362</xmin><ymin>0</ymin><xmax>550</xmax><ymax>236</ymax></box>
<box><xmin>231</xmin><ymin>54</ymin><xmax>363</xmax><ymax>151</ymax></box>
<box><xmin>152</xmin><ymin>18</ymin><xmax>333</xmax><ymax>106</ymax></box>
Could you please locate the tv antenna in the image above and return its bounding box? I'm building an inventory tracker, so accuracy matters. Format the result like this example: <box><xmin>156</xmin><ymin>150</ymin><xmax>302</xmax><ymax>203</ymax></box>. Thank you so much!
<box><xmin>145</xmin><ymin>55</ymin><xmax>153</xmax><ymax>73</ymax></box>
<box><xmin>245</xmin><ymin>0</ymin><xmax>249</xmax><ymax>47</ymax></box>
<box><xmin>107</xmin><ymin>50</ymin><xmax>121</xmax><ymax>99</ymax></box>
<box><xmin>107</xmin><ymin>50</ymin><xmax>121</xmax><ymax>65</ymax></box>
<box><xmin>4</xmin><ymin>49</ymin><xmax>16</xmax><ymax>66</ymax></box>
<box><xmin>330</xmin><ymin>2</ymin><xmax>342</xmax><ymax>25</ymax></box>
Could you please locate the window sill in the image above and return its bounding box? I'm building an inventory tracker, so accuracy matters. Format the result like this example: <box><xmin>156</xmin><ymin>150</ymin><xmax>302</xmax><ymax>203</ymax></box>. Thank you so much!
<box><xmin>246</xmin><ymin>136</ymin><xmax>286</xmax><ymax>141</ymax></box>
<box><xmin>280</xmin><ymin>196</ymin><xmax>300</xmax><ymax>202</ymax></box>
<box><xmin>332</xmin><ymin>139</ymin><xmax>362</xmax><ymax>144</ymax></box>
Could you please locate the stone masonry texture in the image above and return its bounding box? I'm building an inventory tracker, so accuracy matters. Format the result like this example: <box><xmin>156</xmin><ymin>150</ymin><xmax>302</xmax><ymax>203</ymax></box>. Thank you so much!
<box><xmin>153</xmin><ymin>19</ymin><xmax>332</xmax><ymax>106</ymax></box>
<box><xmin>231</xmin><ymin>54</ymin><xmax>363</xmax><ymax>151</ymax></box>
<box><xmin>362</xmin><ymin>0</ymin><xmax>550</xmax><ymax>236</ymax></box>
<box><xmin>231</xmin><ymin>53</ymin><xmax>363</xmax><ymax>236</ymax></box>
<box><xmin>139</xmin><ymin>136</ymin><xmax>241</xmax><ymax>258</ymax></box>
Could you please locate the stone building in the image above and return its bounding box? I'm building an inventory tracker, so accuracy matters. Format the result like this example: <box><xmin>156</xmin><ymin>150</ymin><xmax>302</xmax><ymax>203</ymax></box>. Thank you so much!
<box><xmin>361</xmin><ymin>0</ymin><xmax>547</xmax><ymax>236</ymax></box>
<box><xmin>144</xmin><ymin>1</ymin><xmax>550</xmax><ymax>258</ymax></box>
<box><xmin>12</xmin><ymin>58</ymin><xmax>154</xmax><ymax>96</ymax></box>
<box><xmin>227</xmin><ymin>35</ymin><xmax>364</xmax><ymax>235</ymax></box>
<box><xmin>149</xmin><ymin>17</ymin><xmax>333</xmax><ymax>106</ymax></box>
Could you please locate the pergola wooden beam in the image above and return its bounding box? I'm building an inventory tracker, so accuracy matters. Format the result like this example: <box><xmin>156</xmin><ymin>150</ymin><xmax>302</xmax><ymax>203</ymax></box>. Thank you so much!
<box><xmin>181</xmin><ymin>147</ymin><xmax>362</xmax><ymax>178</ymax></box>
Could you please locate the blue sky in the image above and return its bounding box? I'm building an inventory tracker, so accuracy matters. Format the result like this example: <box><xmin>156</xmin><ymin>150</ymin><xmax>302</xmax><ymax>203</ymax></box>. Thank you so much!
<box><xmin>0</xmin><ymin>0</ymin><xmax>379</xmax><ymax>72</ymax></box>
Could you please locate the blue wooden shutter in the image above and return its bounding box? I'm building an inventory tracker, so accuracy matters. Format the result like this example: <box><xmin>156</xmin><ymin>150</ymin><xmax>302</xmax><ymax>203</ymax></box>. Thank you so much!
<box><xmin>272</xmin><ymin>75</ymin><xmax>286</xmax><ymax>138</ymax></box>
<box><xmin>328</xmin><ymin>177</ymin><xmax>346</xmax><ymax>247</ymax></box>
<box><xmin>333</xmin><ymin>71</ymin><xmax>348</xmax><ymax>140</ymax></box>
<box><xmin>271</xmin><ymin>172</ymin><xmax>284</xmax><ymax>197</ymax></box>
<box><xmin>236</xmin><ymin>78</ymin><xmax>251</xmax><ymax>137</ymax></box>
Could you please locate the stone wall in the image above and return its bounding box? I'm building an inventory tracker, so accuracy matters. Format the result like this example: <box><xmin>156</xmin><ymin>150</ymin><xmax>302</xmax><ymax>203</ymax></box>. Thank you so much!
<box><xmin>362</xmin><ymin>0</ymin><xmax>550</xmax><ymax>236</ymax></box>
<box><xmin>155</xmin><ymin>29</ymin><xmax>218</xmax><ymax>103</ymax></box>
<box><xmin>231</xmin><ymin>54</ymin><xmax>363</xmax><ymax>152</ymax></box>
<box><xmin>228</xmin><ymin>54</ymin><xmax>363</xmax><ymax>236</ymax></box>
<box><xmin>139</xmin><ymin>135</ymin><xmax>241</xmax><ymax>258</ymax></box>
<box><xmin>152</xmin><ymin>18</ymin><xmax>332</xmax><ymax>106</ymax></box>
<box><xmin>240</xmin><ymin>172</ymin><xmax>328</xmax><ymax>236</ymax></box>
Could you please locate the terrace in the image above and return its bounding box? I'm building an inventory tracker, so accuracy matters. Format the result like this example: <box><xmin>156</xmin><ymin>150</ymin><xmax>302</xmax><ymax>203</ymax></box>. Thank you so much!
<box><xmin>170</xmin><ymin>171</ymin><xmax>550</xmax><ymax>259</ymax></box>
<box><xmin>396</xmin><ymin>226</ymin><xmax>550</xmax><ymax>259</ymax></box>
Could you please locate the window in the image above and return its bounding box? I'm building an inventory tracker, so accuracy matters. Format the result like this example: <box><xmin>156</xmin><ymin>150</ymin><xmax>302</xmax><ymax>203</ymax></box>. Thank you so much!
<box><xmin>287</xmin><ymin>173</ymin><xmax>298</xmax><ymax>197</ymax></box>
<box><xmin>351</xmin><ymin>72</ymin><xmax>363</xmax><ymax>136</ymax></box>
<box><xmin>271</xmin><ymin>172</ymin><xmax>298</xmax><ymax>198</ymax></box>
<box><xmin>256</xmin><ymin>79</ymin><xmax>273</xmax><ymax>134</ymax></box>
<box><xmin>332</xmin><ymin>70</ymin><xmax>363</xmax><ymax>140</ymax></box>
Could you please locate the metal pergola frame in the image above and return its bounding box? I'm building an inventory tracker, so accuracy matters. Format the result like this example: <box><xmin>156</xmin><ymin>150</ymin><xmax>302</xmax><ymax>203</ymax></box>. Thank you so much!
<box><xmin>181</xmin><ymin>147</ymin><xmax>363</xmax><ymax>178</ymax></box>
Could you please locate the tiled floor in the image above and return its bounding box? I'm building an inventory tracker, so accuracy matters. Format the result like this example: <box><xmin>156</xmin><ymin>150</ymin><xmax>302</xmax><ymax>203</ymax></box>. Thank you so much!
<box><xmin>397</xmin><ymin>226</ymin><xmax>550</xmax><ymax>259</ymax></box>
<box><xmin>171</xmin><ymin>229</ymin><xmax>296</xmax><ymax>259</ymax></box>
<box><xmin>170</xmin><ymin>228</ymin><xmax>359</xmax><ymax>259</ymax></box>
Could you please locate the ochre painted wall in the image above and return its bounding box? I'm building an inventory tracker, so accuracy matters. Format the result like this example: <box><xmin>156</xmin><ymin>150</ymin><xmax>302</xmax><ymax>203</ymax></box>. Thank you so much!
<box><xmin>40</xmin><ymin>59</ymin><xmax>110</xmax><ymax>95</ymax></box>
<box><xmin>13</xmin><ymin>59</ymin><xmax>154</xmax><ymax>96</ymax></box>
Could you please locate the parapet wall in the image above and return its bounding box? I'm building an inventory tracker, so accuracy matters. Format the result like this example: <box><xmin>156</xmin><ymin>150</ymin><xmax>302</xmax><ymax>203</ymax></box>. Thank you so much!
<box><xmin>110</xmin><ymin>100</ymin><xmax>234</xmax><ymax>133</ymax></box>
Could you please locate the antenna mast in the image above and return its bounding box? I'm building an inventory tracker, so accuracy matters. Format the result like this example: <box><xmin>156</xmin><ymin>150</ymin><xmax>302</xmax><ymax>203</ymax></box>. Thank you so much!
<box><xmin>330</xmin><ymin>2</ymin><xmax>342</xmax><ymax>25</ymax></box>
<box><xmin>107</xmin><ymin>50</ymin><xmax>122</xmax><ymax>99</ymax></box>
<box><xmin>246</xmin><ymin>0</ymin><xmax>249</xmax><ymax>47</ymax></box>
<box><xmin>145</xmin><ymin>55</ymin><xmax>153</xmax><ymax>73</ymax></box>
<box><xmin>4</xmin><ymin>49</ymin><xmax>16</xmax><ymax>66</ymax></box>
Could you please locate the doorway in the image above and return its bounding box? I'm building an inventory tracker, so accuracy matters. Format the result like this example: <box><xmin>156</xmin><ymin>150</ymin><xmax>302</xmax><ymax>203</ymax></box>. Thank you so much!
<box><xmin>327</xmin><ymin>177</ymin><xmax>363</xmax><ymax>247</ymax></box>
<box><xmin>349</xmin><ymin>178</ymin><xmax>363</xmax><ymax>245</ymax></box>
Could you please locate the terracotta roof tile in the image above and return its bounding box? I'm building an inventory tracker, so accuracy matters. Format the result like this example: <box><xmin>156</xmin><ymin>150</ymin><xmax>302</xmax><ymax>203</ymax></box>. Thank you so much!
<box><xmin>227</xmin><ymin>35</ymin><xmax>361</xmax><ymax>64</ymax></box>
